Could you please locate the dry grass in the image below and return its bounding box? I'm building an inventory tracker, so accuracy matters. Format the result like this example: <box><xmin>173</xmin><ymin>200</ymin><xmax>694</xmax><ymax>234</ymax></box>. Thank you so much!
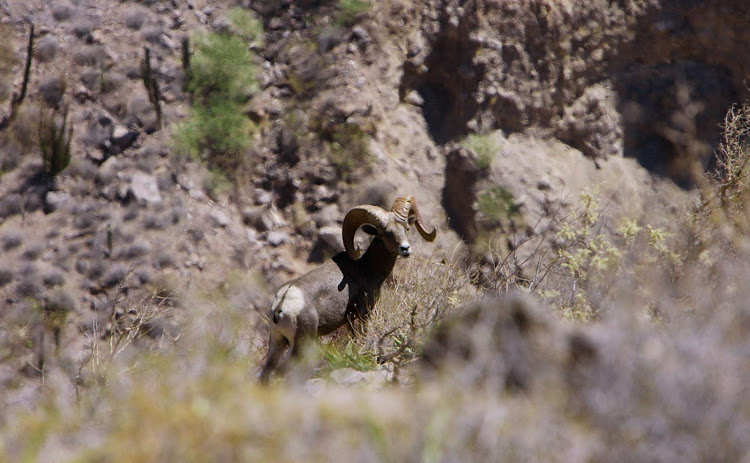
<box><xmin>347</xmin><ymin>255</ymin><xmax>476</xmax><ymax>379</ymax></box>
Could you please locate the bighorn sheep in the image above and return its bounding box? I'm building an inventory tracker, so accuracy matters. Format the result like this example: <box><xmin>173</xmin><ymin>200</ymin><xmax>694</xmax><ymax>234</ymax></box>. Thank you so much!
<box><xmin>259</xmin><ymin>195</ymin><xmax>436</xmax><ymax>383</ymax></box>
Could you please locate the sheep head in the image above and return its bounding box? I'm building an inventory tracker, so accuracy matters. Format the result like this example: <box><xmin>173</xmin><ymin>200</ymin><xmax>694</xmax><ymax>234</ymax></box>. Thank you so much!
<box><xmin>342</xmin><ymin>195</ymin><xmax>437</xmax><ymax>260</ymax></box>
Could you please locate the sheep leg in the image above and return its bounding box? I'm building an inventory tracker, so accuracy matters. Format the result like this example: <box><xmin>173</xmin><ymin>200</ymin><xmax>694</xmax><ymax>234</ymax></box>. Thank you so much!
<box><xmin>259</xmin><ymin>328</ymin><xmax>289</xmax><ymax>384</ymax></box>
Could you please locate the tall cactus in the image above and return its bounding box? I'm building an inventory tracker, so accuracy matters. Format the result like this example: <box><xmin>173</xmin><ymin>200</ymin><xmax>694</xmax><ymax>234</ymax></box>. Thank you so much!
<box><xmin>39</xmin><ymin>106</ymin><xmax>73</xmax><ymax>178</ymax></box>
<box><xmin>141</xmin><ymin>47</ymin><xmax>162</xmax><ymax>130</ymax></box>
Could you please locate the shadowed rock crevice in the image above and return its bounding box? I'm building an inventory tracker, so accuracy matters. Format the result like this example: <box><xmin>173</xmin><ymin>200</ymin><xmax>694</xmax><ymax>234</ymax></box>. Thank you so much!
<box><xmin>441</xmin><ymin>146</ymin><xmax>480</xmax><ymax>243</ymax></box>
<box><xmin>614</xmin><ymin>62</ymin><xmax>737</xmax><ymax>186</ymax></box>
<box><xmin>608</xmin><ymin>1</ymin><xmax>749</xmax><ymax>184</ymax></box>
<box><xmin>400</xmin><ymin>11</ymin><xmax>485</xmax><ymax>145</ymax></box>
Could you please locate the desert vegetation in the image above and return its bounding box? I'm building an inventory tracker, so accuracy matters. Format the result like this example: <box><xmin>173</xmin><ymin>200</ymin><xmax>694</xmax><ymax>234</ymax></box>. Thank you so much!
<box><xmin>1</xmin><ymin>0</ymin><xmax>750</xmax><ymax>461</ymax></box>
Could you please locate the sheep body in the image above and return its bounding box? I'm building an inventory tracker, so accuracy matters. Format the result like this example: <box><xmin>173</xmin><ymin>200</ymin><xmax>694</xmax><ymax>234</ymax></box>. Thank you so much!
<box><xmin>259</xmin><ymin>196</ymin><xmax>435</xmax><ymax>383</ymax></box>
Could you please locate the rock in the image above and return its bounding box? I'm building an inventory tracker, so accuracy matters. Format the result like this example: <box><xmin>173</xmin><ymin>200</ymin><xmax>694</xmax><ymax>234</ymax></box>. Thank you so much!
<box><xmin>96</xmin><ymin>157</ymin><xmax>120</xmax><ymax>186</ymax></box>
<box><xmin>268</xmin><ymin>17</ymin><xmax>284</xmax><ymax>30</ymax></box>
<box><xmin>304</xmin><ymin>378</ymin><xmax>327</xmax><ymax>396</ymax></box>
<box><xmin>82</xmin><ymin>110</ymin><xmax>114</xmax><ymax>150</ymax></box>
<box><xmin>328</xmin><ymin>368</ymin><xmax>388</xmax><ymax>388</ymax></box>
<box><xmin>211</xmin><ymin>16</ymin><xmax>231</xmax><ymax>33</ymax></box>
<box><xmin>36</xmin><ymin>35</ymin><xmax>60</xmax><ymax>62</ymax></box>
<box><xmin>314</xmin><ymin>203</ymin><xmax>341</xmax><ymax>227</ymax></box>
<box><xmin>129</xmin><ymin>172</ymin><xmax>162</xmax><ymax>204</ymax></box>
<box><xmin>110</xmin><ymin>126</ymin><xmax>139</xmax><ymax>154</ymax></box>
<box><xmin>404</xmin><ymin>90</ymin><xmax>424</xmax><ymax>106</ymax></box>
<box><xmin>330</xmin><ymin>368</ymin><xmax>366</xmax><ymax>386</ymax></box>
<box><xmin>209</xmin><ymin>210</ymin><xmax>230</xmax><ymax>228</ymax></box>
<box><xmin>160</xmin><ymin>34</ymin><xmax>177</xmax><ymax>50</ymax></box>
<box><xmin>266</xmin><ymin>230</ymin><xmax>289</xmax><ymax>247</ymax></box>
<box><xmin>253</xmin><ymin>189</ymin><xmax>273</xmax><ymax>205</ymax></box>
<box><xmin>317</xmin><ymin>26</ymin><xmax>346</xmax><ymax>53</ymax></box>
<box><xmin>318</xmin><ymin>226</ymin><xmax>343</xmax><ymax>251</ymax></box>
<box><xmin>39</xmin><ymin>77</ymin><xmax>65</xmax><ymax>107</ymax></box>
<box><xmin>277</xmin><ymin>125</ymin><xmax>299</xmax><ymax>165</ymax></box>
<box><xmin>44</xmin><ymin>191</ymin><xmax>71</xmax><ymax>213</ymax></box>
<box><xmin>73</xmin><ymin>85</ymin><xmax>93</xmax><ymax>103</ymax></box>
<box><xmin>242</xmin><ymin>205</ymin><xmax>285</xmax><ymax>231</ymax></box>
<box><xmin>351</xmin><ymin>25</ymin><xmax>371</xmax><ymax>45</ymax></box>
<box><xmin>86</xmin><ymin>150</ymin><xmax>106</xmax><ymax>163</ymax></box>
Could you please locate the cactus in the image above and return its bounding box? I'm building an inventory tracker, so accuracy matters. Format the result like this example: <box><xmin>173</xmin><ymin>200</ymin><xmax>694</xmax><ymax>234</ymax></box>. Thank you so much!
<box><xmin>141</xmin><ymin>47</ymin><xmax>162</xmax><ymax>130</ymax></box>
<box><xmin>38</xmin><ymin>106</ymin><xmax>73</xmax><ymax>178</ymax></box>
<box><xmin>181</xmin><ymin>36</ymin><xmax>191</xmax><ymax>93</ymax></box>
<box><xmin>181</xmin><ymin>36</ymin><xmax>191</xmax><ymax>71</ymax></box>
<box><xmin>18</xmin><ymin>23</ymin><xmax>34</xmax><ymax>106</ymax></box>
<box><xmin>0</xmin><ymin>23</ymin><xmax>34</xmax><ymax>130</ymax></box>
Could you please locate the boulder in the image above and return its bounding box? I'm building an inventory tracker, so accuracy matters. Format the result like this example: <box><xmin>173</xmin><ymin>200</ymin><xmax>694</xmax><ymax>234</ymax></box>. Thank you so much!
<box><xmin>128</xmin><ymin>172</ymin><xmax>162</xmax><ymax>204</ymax></box>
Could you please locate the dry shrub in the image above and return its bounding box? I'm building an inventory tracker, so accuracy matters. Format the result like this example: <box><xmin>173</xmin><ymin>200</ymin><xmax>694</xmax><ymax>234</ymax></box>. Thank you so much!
<box><xmin>347</xmin><ymin>255</ymin><xmax>476</xmax><ymax>377</ymax></box>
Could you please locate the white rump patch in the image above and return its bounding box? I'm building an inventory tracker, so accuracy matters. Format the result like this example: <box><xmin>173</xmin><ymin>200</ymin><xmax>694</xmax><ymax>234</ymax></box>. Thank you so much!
<box><xmin>272</xmin><ymin>285</ymin><xmax>305</xmax><ymax>342</ymax></box>
<box><xmin>278</xmin><ymin>285</ymin><xmax>305</xmax><ymax>318</ymax></box>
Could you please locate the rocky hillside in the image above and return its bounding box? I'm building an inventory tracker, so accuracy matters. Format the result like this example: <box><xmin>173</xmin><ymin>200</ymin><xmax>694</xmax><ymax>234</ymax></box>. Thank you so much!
<box><xmin>1</xmin><ymin>0</ymin><xmax>749</xmax><ymax>460</ymax></box>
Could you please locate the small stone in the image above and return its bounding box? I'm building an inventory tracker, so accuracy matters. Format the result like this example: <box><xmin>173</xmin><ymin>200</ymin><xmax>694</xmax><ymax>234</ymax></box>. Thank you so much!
<box><xmin>405</xmin><ymin>90</ymin><xmax>424</xmax><ymax>106</ymax></box>
<box><xmin>211</xmin><ymin>16</ymin><xmax>231</xmax><ymax>33</ymax></box>
<box><xmin>110</xmin><ymin>126</ymin><xmax>139</xmax><ymax>153</ymax></box>
<box><xmin>537</xmin><ymin>177</ymin><xmax>551</xmax><ymax>191</ymax></box>
<box><xmin>44</xmin><ymin>191</ymin><xmax>71</xmax><ymax>213</ymax></box>
<box><xmin>254</xmin><ymin>189</ymin><xmax>273</xmax><ymax>205</ymax></box>
<box><xmin>266</xmin><ymin>231</ymin><xmax>289</xmax><ymax>247</ymax></box>
<box><xmin>330</xmin><ymin>368</ymin><xmax>366</xmax><ymax>386</ymax></box>
<box><xmin>351</xmin><ymin>25</ymin><xmax>371</xmax><ymax>44</ymax></box>
<box><xmin>243</xmin><ymin>205</ymin><xmax>285</xmax><ymax>231</ymax></box>
<box><xmin>129</xmin><ymin>172</ymin><xmax>162</xmax><ymax>204</ymax></box>
<box><xmin>36</xmin><ymin>35</ymin><xmax>60</xmax><ymax>62</ymax></box>
<box><xmin>304</xmin><ymin>378</ymin><xmax>327</xmax><ymax>396</ymax></box>
<box><xmin>268</xmin><ymin>17</ymin><xmax>284</xmax><ymax>30</ymax></box>
<box><xmin>160</xmin><ymin>34</ymin><xmax>177</xmax><ymax>49</ymax></box>
<box><xmin>209</xmin><ymin>210</ymin><xmax>230</xmax><ymax>228</ymax></box>
<box><xmin>315</xmin><ymin>203</ymin><xmax>340</xmax><ymax>227</ymax></box>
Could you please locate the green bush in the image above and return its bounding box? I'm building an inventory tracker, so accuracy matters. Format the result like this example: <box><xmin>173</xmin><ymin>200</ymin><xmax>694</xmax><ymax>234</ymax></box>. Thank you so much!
<box><xmin>187</xmin><ymin>31</ymin><xmax>257</xmax><ymax>106</ymax></box>
<box><xmin>462</xmin><ymin>133</ymin><xmax>498</xmax><ymax>170</ymax></box>
<box><xmin>476</xmin><ymin>186</ymin><xmax>519</xmax><ymax>225</ymax></box>
<box><xmin>328</xmin><ymin>123</ymin><xmax>370</xmax><ymax>179</ymax></box>
<box><xmin>336</xmin><ymin>0</ymin><xmax>372</xmax><ymax>27</ymax></box>
<box><xmin>322</xmin><ymin>342</ymin><xmax>378</xmax><ymax>373</ymax></box>
<box><xmin>175</xmin><ymin>29</ymin><xmax>259</xmax><ymax>173</ymax></box>
<box><xmin>227</xmin><ymin>8</ymin><xmax>264</xmax><ymax>47</ymax></box>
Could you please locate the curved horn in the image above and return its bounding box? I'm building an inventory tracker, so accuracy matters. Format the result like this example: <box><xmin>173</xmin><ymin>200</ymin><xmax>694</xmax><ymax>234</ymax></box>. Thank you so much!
<box><xmin>342</xmin><ymin>205</ymin><xmax>390</xmax><ymax>260</ymax></box>
<box><xmin>391</xmin><ymin>196</ymin><xmax>436</xmax><ymax>242</ymax></box>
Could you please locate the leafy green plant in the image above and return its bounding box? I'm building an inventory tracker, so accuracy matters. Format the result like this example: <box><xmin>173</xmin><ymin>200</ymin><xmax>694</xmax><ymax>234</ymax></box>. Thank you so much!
<box><xmin>175</xmin><ymin>29</ymin><xmax>259</xmax><ymax>173</ymax></box>
<box><xmin>38</xmin><ymin>106</ymin><xmax>72</xmax><ymax>178</ymax></box>
<box><xmin>321</xmin><ymin>342</ymin><xmax>378</xmax><ymax>373</ymax></box>
<box><xmin>186</xmin><ymin>31</ymin><xmax>257</xmax><ymax>106</ymax></box>
<box><xmin>476</xmin><ymin>186</ymin><xmax>520</xmax><ymax>225</ymax></box>
<box><xmin>328</xmin><ymin>123</ymin><xmax>370</xmax><ymax>179</ymax></box>
<box><xmin>335</xmin><ymin>0</ymin><xmax>372</xmax><ymax>27</ymax></box>
<box><xmin>462</xmin><ymin>133</ymin><xmax>498</xmax><ymax>170</ymax></box>
<box><xmin>227</xmin><ymin>7</ymin><xmax>264</xmax><ymax>47</ymax></box>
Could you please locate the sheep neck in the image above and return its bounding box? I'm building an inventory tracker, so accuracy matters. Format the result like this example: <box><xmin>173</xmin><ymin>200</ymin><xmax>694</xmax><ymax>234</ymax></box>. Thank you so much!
<box><xmin>358</xmin><ymin>237</ymin><xmax>398</xmax><ymax>285</ymax></box>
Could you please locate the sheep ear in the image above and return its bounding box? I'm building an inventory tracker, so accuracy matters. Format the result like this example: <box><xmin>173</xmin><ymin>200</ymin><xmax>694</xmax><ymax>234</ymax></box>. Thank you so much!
<box><xmin>362</xmin><ymin>224</ymin><xmax>379</xmax><ymax>236</ymax></box>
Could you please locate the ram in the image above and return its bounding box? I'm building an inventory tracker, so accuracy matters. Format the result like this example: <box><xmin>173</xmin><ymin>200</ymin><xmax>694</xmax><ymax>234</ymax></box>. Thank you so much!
<box><xmin>259</xmin><ymin>195</ymin><xmax>436</xmax><ymax>383</ymax></box>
